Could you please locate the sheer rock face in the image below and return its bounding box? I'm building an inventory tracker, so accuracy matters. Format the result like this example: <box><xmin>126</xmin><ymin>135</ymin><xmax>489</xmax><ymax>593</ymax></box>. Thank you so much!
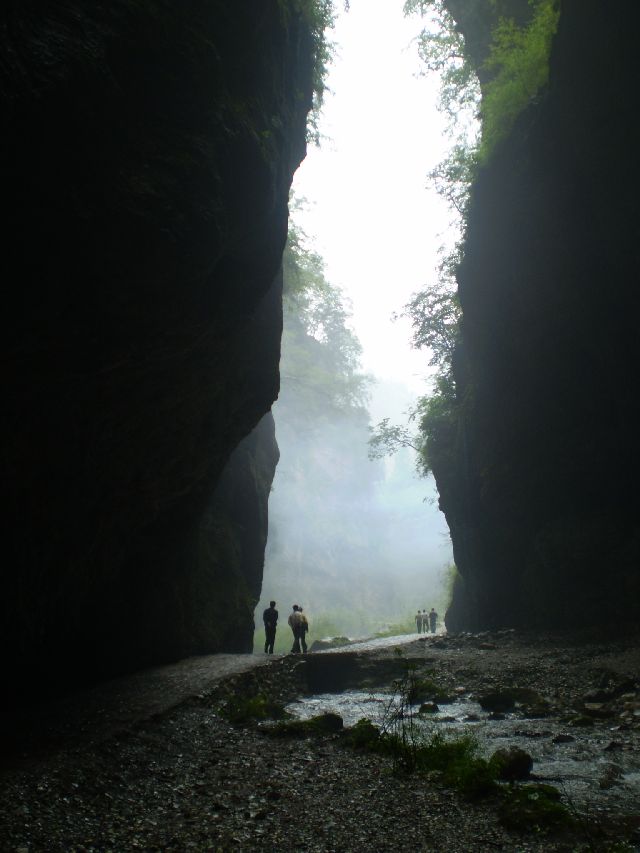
<box><xmin>1</xmin><ymin>2</ymin><xmax>312</xmax><ymax>692</ymax></box>
<box><xmin>443</xmin><ymin>0</ymin><xmax>640</xmax><ymax>631</ymax></box>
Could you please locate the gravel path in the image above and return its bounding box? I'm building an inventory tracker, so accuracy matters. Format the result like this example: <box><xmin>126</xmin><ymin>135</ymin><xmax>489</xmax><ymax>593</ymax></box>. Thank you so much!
<box><xmin>0</xmin><ymin>653</ymin><xmax>260</xmax><ymax>766</ymax></box>
<box><xmin>1</xmin><ymin>631</ymin><xmax>639</xmax><ymax>851</ymax></box>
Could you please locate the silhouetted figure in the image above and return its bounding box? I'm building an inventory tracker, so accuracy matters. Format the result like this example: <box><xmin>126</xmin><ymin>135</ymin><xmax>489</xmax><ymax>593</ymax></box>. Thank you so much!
<box><xmin>298</xmin><ymin>606</ymin><xmax>309</xmax><ymax>653</ymax></box>
<box><xmin>429</xmin><ymin>608</ymin><xmax>438</xmax><ymax>634</ymax></box>
<box><xmin>263</xmin><ymin>600</ymin><xmax>278</xmax><ymax>654</ymax></box>
<box><xmin>288</xmin><ymin>604</ymin><xmax>303</xmax><ymax>653</ymax></box>
<box><xmin>421</xmin><ymin>609</ymin><xmax>428</xmax><ymax>632</ymax></box>
<box><xmin>415</xmin><ymin>610</ymin><xmax>423</xmax><ymax>633</ymax></box>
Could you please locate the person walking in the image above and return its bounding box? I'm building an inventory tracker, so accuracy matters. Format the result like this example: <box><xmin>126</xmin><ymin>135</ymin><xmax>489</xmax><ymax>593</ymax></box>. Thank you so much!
<box><xmin>429</xmin><ymin>607</ymin><xmax>438</xmax><ymax>634</ymax></box>
<box><xmin>263</xmin><ymin>600</ymin><xmax>278</xmax><ymax>654</ymax></box>
<box><xmin>421</xmin><ymin>609</ymin><xmax>428</xmax><ymax>633</ymax></box>
<box><xmin>288</xmin><ymin>604</ymin><xmax>303</xmax><ymax>653</ymax></box>
<box><xmin>298</xmin><ymin>606</ymin><xmax>309</xmax><ymax>653</ymax></box>
<box><xmin>415</xmin><ymin>609</ymin><xmax>423</xmax><ymax>633</ymax></box>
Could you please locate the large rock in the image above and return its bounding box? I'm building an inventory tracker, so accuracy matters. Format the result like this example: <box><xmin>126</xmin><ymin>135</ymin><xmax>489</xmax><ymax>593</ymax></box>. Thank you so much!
<box><xmin>0</xmin><ymin>2</ymin><xmax>314</xmax><ymax>694</ymax></box>
<box><xmin>441</xmin><ymin>0</ymin><xmax>640</xmax><ymax>631</ymax></box>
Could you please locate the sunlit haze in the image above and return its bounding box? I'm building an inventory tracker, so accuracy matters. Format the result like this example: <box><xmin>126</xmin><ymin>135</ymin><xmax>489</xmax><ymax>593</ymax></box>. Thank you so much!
<box><xmin>258</xmin><ymin>0</ymin><xmax>455</xmax><ymax>645</ymax></box>
<box><xmin>293</xmin><ymin>0</ymin><xmax>452</xmax><ymax>396</ymax></box>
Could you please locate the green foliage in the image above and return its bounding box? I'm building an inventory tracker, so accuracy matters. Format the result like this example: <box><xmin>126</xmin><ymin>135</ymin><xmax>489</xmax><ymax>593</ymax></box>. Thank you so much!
<box><xmin>442</xmin><ymin>562</ymin><xmax>460</xmax><ymax>608</ymax></box>
<box><xmin>480</xmin><ymin>0</ymin><xmax>560</xmax><ymax>158</ymax></box>
<box><xmin>404</xmin><ymin>255</ymin><xmax>462</xmax><ymax>371</ymax></box>
<box><xmin>372</xmin><ymin>615</ymin><xmax>418</xmax><ymax>638</ymax></box>
<box><xmin>498</xmin><ymin>784</ymin><xmax>571</xmax><ymax>833</ymax></box>
<box><xmin>349</xmin><ymin>719</ymin><xmax>496</xmax><ymax>798</ymax></box>
<box><xmin>282</xmin><ymin>217</ymin><xmax>370</xmax><ymax>417</ymax></box>
<box><xmin>221</xmin><ymin>693</ymin><xmax>290</xmax><ymax>725</ymax></box>
<box><xmin>368</xmin><ymin>373</ymin><xmax>458</xmax><ymax>478</ymax></box>
<box><xmin>284</xmin><ymin>1</ymin><xmax>337</xmax><ymax>143</ymax></box>
<box><xmin>407</xmin><ymin>676</ymin><xmax>453</xmax><ymax>704</ymax></box>
<box><xmin>342</xmin><ymin>717</ymin><xmax>381</xmax><ymax>749</ymax></box>
<box><xmin>404</xmin><ymin>0</ymin><xmax>480</xmax><ymax>128</ymax></box>
<box><xmin>428</xmin><ymin>144</ymin><xmax>479</xmax><ymax>216</ymax></box>
<box><xmin>266</xmin><ymin>712</ymin><xmax>344</xmax><ymax>737</ymax></box>
<box><xmin>367</xmin><ymin>418</ymin><xmax>421</xmax><ymax>461</ymax></box>
<box><xmin>413</xmin><ymin>373</ymin><xmax>459</xmax><ymax>477</ymax></box>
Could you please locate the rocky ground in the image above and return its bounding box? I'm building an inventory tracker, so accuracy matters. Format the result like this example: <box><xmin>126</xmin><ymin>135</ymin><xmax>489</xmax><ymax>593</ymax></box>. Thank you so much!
<box><xmin>1</xmin><ymin>631</ymin><xmax>639</xmax><ymax>852</ymax></box>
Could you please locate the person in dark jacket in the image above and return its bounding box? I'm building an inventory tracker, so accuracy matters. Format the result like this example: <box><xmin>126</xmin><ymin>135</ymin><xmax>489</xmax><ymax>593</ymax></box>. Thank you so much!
<box><xmin>263</xmin><ymin>600</ymin><xmax>278</xmax><ymax>654</ymax></box>
<box><xmin>429</xmin><ymin>608</ymin><xmax>438</xmax><ymax>634</ymax></box>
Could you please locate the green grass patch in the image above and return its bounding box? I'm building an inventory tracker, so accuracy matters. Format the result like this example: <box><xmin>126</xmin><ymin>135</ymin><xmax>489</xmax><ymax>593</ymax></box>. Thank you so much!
<box><xmin>407</xmin><ymin>677</ymin><xmax>454</xmax><ymax>704</ymax></box>
<box><xmin>342</xmin><ymin>719</ymin><xmax>496</xmax><ymax>799</ymax></box>
<box><xmin>266</xmin><ymin>712</ymin><xmax>344</xmax><ymax>738</ymax></box>
<box><xmin>498</xmin><ymin>784</ymin><xmax>572</xmax><ymax>833</ymax></box>
<box><xmin>221</xmin><ymin>693</ymin><xmax>290</xmax><ymax>725</ymax></box>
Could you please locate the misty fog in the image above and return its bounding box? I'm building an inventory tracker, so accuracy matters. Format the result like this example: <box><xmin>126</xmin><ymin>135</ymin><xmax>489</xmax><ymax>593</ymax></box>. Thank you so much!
<box><xmin>255</xmin><ymin>242</ymin><xmax>453</xmax><ymax>647</ymax></box>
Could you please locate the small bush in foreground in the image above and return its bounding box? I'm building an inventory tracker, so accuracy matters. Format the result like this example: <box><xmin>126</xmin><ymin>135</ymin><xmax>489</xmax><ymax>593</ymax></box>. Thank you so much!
<box><xmin>498</xmin><ymin>784</ymin><xmax>572</xmax><ymax>833</ymax></box>
<box><xmin>222</xmin><ymin>693</ymin><xmax>290</xmax><ymax>725</ymax></box>
<box><xmin>266</xmin><ymin>712</ymin><xmax>344</xmax><ymax>738</ymax></box>
<box><xmin>343</xmin><ymin>718</ymin><xmax>496</xmax><ymax>799</ymax></box>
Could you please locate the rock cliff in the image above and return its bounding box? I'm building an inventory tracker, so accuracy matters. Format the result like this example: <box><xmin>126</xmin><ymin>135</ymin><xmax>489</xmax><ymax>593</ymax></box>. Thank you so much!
<box><xmin>441</xmin><ymin>0</ymin><xmax>640</xmax><ymax>631</ymax></box>
<box><xmin>1</xmin><ymin>2</ymin><xmax>314</xmax><ymax>693</ymax></box>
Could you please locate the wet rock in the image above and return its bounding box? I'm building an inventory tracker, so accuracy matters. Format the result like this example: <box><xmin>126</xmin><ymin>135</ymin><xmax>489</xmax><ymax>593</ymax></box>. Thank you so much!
<box><xmin>478</xmin><ymin>692</ymin><xmax>515</xmax><ymax>713</ymax></box>
<box><xmin>567</xmin><ymin>715</ymin><xmax>594</xmax><ymax>727</ymax></box>
<box><xmin>488</xmin><ymin>712</ymin><xmax>505</xmax><ymax>721</ymax></box>
<box><xmin>309</xmin><ymin>637</ymin><xmax>352</xmax><ymax>652</ymax></box>
<box><xmin>599</xmin><ymin>764</ymin><xmax>623</xmax><ymax>789</ymax></box>
<box><xmin>552</xmin><ymin>733</ymin><xmax>575</xmax><ymax>744</ymax></box>
<box><xmin>478</xmin><ymin>642</ymin><xmax>497</xmax><ymax>650</ymax></box>
<box><xmin>266</xmin><ymin>713</ymin><xmax>344</xmax><ymax>738</ymax></box>
<box><xmin>490</xmin><ymin>747</ymin><xmax>533</xmax><ymax>781</ymax></box>
<box><xmin>583</xmin><ymin>688</ymin><xmax>613</xmax><ymax>703</ymax></box>
<box><xmin>603</xmin><ymin>740</ymin><xmax>623</xmax><ymax>752</ymax></box>
<box><xmin>513</xmin><ymin>729</ymin><xmax>551</xmax><ymax>739</ymax></box>
<box><xmin>418</xmin><ymin>702</ymin><xmax>439</xmax><ymax>714</ymax></box>
<box><xmin>582</xmin><ymin>702</ymin><xmax>614</xmax><ymax>719</ymax></box>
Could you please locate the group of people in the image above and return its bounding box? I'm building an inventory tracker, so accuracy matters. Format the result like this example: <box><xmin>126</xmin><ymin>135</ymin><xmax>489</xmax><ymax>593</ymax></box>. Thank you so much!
<box><xmin>416</xmin><ymin>607</ymin><xmax>438</xmax><ymax>634</ymax></box>
<box><xmin>262</xmin><ymin>601</ymin><xmax>309</xmax><ymax>655</ymax></box>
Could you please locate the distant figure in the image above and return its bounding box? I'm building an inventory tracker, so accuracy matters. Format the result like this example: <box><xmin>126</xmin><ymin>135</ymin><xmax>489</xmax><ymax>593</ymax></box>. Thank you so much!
<box><xmin>263</xmin><ymin>600</ymin><xmax>278</xmax><ymax>654</ymax></box>
<box><xmin>298</xmin><ymin>606</ymin><xmax>309</xmax><ymax>654</ymax></box>
<box><xmin>429</xmin><ymin>608</ymin><xmax>438</xmax><ymax>634</ymax></box>
<box><xmin>415</xmin><ymin>610</ymin><xmax>423</xmax><ymax>633</ymax></box>
<box><xmin>422</xmin><ymin>609</ymin><xmax>428</xmax><ymax>632</ymax></box>
<box><xmin>288</xmin><ymin>604</ymin><xmax>303</xmax><ymax>653</ymax></box>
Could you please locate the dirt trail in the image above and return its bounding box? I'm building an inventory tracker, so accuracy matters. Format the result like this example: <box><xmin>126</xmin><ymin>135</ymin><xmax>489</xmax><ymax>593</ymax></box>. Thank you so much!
<box><xmin>2</xmin><ymin>631</ymin><xmax>639</xmax><ymax>851</ymax></box>
<box><xmin>1</xmin><ymin>653</ymin><xmax>260</xmax><ymax>765</ymax></box>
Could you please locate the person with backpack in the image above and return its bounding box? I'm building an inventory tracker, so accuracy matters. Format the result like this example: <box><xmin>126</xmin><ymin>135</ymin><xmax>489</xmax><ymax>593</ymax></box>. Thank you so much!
<box><xmin>288</xmin><ymin>604</ymin><xmax>303</xmax><ymax>653</ymax></box>
<box><xmin>262</xmin><ymin>600</ymin><xmax>278</xmax><ymax>654</ymax></box>
<box><xmin>298</xmin><ymin>606</ymin><xmax>309</xmax><ymax>653</ymax></box>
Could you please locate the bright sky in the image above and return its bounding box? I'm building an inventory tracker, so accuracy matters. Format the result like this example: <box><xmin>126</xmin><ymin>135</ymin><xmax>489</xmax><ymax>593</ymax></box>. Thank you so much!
<box><xmin>293</xmin><ymin>0</ymin><xmax>453</xmax><ymax>397</ymax></box>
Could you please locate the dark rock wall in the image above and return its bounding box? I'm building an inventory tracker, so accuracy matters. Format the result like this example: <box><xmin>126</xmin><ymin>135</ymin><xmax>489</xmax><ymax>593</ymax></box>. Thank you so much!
<box><xmin>443</xmin><ymin>0</ymin><xmax>640</xmax><ymax>631</ymax></box>
<box><xmin>1</xmin><ymin>2</ymin><xmax>313</xmax><ymax>692</ymax></box>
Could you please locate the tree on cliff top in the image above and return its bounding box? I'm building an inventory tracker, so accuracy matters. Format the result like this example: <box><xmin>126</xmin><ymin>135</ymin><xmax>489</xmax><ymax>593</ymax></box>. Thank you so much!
<box><xmin>370</xmin><ymin>0</ymin><xmax>560</xmax><ymax>478</ymax></box>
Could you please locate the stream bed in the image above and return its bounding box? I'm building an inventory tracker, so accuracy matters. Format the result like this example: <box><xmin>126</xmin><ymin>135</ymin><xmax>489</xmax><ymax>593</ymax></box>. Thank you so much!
<box><xmin>286</xmin><ymin>687</ymin><xmax>640</xmax><ymax>818</ymax></box>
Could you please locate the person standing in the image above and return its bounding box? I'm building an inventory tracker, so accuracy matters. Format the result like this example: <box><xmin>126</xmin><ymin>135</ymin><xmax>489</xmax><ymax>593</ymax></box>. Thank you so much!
<box><xmin>288</xmin><ymin>604</ymin><xmax>302</xmax><ymax>653</ymax></box>
<box><xmin>263</xmin><ymin>600</ymin><xmax>278</xmax><ymax>654</ymax></box>
<box><xmin>415</xmin><ymin>609</ymin><xmax>423</xmax><ymax>633</ymax></box>
<box><xmin>298</xmin><ymin>606</ymin><xmax>309</xmax><ymax>653</ymax></box>
<box><xmin>429</xmin><ymin>608</ymin><xmax>438</xmax><ymax>634</ymax></box>
<box><xmin>421</xmin><ymin>609</ymin><xmax>428</xmax><ymax>632</ymax></box>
